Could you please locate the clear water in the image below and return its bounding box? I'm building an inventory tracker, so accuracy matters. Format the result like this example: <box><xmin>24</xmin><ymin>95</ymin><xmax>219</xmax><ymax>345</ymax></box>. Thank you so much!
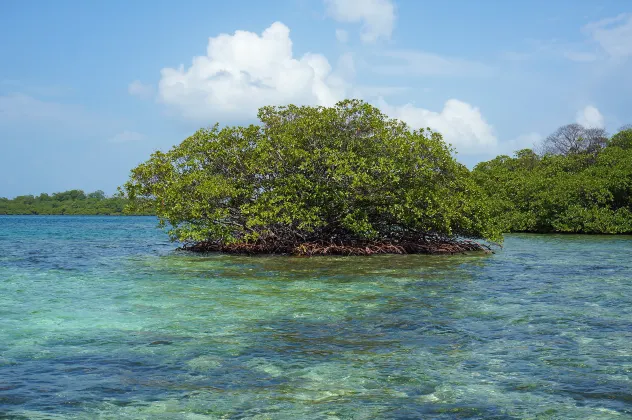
<box><xmin>1</xmin><ymin>216</ymin><xmax>631</xmax><ymax>419</ymax></box>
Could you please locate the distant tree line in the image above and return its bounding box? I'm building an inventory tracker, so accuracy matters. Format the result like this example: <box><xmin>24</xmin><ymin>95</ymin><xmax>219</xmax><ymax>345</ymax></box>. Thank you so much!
<box><xmin>473</xmin><ymin>125</ymin><xmax>632</xmax><ymax>234</ymax></box>
<box><xmin>0</xmin><ymin>189</ymin><xmax>153</xmax><ymax>215</ymax></box>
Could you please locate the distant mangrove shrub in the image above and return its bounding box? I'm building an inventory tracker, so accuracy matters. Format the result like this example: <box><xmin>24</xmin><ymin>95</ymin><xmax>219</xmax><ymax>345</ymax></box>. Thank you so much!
<box><xmin>123</xmin><ymin>100</ymin><xmax>501</xmax><ymax>254</ymax></box>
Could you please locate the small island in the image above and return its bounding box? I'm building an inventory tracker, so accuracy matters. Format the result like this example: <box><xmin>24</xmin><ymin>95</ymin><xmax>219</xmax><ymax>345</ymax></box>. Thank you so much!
<box><xmin>123</xmin><ymin>100</ymin><xmax>502</xmax><ymax>255</ymax></box>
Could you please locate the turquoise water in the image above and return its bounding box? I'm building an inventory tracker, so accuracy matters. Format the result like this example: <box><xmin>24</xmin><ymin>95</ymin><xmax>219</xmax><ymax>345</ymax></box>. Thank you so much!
<box><xmin>1</xmin><ymin>216</ymin><xmax>631</xmax><ymax>419</ymax></box>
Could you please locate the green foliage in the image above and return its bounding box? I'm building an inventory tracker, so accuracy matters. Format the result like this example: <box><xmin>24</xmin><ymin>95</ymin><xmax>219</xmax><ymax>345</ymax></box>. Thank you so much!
<box><xmin>609</xmin><ymin>128</ymin><xmax>632</xmax><ymax>150</ymax></box>
<box><xmin>0</xmin><ymin>190</ymin><xmax>151</xmax><ymax>215</ymax></box>
<box><xmin>473</xmin><ymin>127</ymin><xmax>632</xmax><ymax>234</ymax></box>
<box><xmin>124</xmin><ymin>99</ymin><xmax>502</xmax><ymax>246</ymax></box>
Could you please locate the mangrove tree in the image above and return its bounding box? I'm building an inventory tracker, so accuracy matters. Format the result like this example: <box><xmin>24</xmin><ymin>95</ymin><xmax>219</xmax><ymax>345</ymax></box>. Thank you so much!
<box><xmin>123</xmin><ymin>100</ymin><xmax>502</xmax><ymax>255</ymax></box>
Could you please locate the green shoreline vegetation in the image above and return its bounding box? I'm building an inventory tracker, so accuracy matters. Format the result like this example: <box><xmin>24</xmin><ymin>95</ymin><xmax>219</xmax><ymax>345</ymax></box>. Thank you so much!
<box><xmin>474</xmin><ymin>124</ymin><xmax>632</xmax><ymax>234</ymax></box>
<box><xmin>0</xmin><ymin>189</ymin><xmax>151</xmax><ymax>216</ymax></box>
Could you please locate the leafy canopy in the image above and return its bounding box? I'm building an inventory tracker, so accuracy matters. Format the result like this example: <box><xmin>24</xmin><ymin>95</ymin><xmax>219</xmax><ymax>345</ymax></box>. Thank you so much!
<box><xmin>609</xmin><ymin>127</ymin><xmax>632</xmax><ymax>150</ymax></box>
<box><xmin>473</xmin><ymin>126</ymin><xmax>632</xmax><ymax>234</ymax></box>
<box><xmin>124</xmin><ymin>100</ymin><xmax>502</xmax><ymax>246</ymax></box>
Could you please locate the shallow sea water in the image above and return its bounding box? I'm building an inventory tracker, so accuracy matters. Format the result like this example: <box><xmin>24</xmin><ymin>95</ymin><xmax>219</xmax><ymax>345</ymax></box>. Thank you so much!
<box><xmin>0</xmin><ymin>216</ymin><xmax>631</xmax><ymax>419</ymax></box>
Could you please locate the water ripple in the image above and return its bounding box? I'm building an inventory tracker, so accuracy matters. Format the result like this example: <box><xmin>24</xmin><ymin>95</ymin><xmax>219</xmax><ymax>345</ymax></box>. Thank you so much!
<box><xmin>0</xmin><ymin>216</ymin><xmax>631</xmax><ymax>418</ymax></box>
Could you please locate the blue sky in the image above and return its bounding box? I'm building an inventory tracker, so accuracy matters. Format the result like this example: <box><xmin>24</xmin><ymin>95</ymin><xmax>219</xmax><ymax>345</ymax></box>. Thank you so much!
<box><xmin>1</xmin><ymin>0</ymin><xmax>631</xmax><ymax>198</ymax></box>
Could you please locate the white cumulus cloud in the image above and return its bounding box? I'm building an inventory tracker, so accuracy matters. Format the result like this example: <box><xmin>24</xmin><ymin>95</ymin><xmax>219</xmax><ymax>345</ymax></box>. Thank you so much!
<box><xmin>377</xmin><ymin>98</ymin><xmax>497</xmax><ymax>154</ymax></box>
<box><xmin>151</xmin><ymin>22</ymin><xmax>501</xmax><ymax>156</ymax></box>
<box><xmin>158</xmin><ymin>22</ymin><xmax>349</xmax><ymax>121</ymax></box>
<box><xmin>576</xmin><ymin>105</ymin><xmax>604</xmax><ymax>128</ymax></box>
<box><xmin>325</xmin><ymin>0</ymin><xmax>395</xmax><ymax>43</ymax></box>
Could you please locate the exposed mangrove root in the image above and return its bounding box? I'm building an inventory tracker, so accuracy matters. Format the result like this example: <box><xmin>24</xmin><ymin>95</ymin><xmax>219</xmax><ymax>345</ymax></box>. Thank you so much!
<box><xmin>180</xmin><ymin>237</ymin><xmax>493</xmax><ymax>256</ymax></box>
